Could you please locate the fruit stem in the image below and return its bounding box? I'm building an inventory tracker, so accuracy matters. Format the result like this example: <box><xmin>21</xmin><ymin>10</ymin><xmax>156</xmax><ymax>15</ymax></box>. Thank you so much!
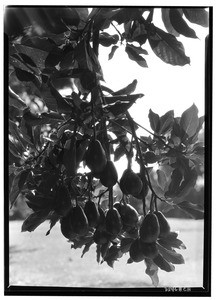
<box><xmin>150</xmin><ymin>193</ymin><xmax>154</xmax><ymax>213</ymax></box>
<box><xmin>109</xmin><ymin>187</ymin><xmax>114</xmax><ymax>209</ymax></box>
<box><xmin>126</xmin><ymin>112</ymin><xmax>168</xmax><ymax>204</ymax></box>
<box><xmin>142</xmin><ymin>198</ymin><xmax>146</xmax><ymax>216</ymax></box>
<box><xmin>154</xmin><ymin>195</ymin><xmax>158</xmax><ymax>212</ymax></box>
<box><xmin>91</xmin><ymin>92</ymin><xmax>96</xmax><ymax>140</ymax></box>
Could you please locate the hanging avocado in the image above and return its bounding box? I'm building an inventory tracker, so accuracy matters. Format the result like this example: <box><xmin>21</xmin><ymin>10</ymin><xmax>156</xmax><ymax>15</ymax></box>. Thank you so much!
<box><xmin>84</xmin><ymin>199</ymin><xmax>100</xmax><ymax>228</ymax></box>
<box><xmin>140</xmin><ymin>213</ymin><xmax>160</xmax><ymax>243</ymax></box>
<box><xmin>153</xmin><ymin>211</ymin><xmax>171</xmax><ymax>238</ymax></box>
<box><xmin>85</xmin><ymin>139</ymin><xmax>107</xmax><ymax>173</ymax></box>
<box><xmin>105</xmin><ymin>207</ymin><xmax>122</xmax><ymax>236</ymax></box>
<box><xmin>99</xmin><ymin>160</ymin><xmax>118</xmax><ymax>187</ymax></box>
<box><xmin>119</xmin><ymin>169</ymin><xmax>143</xmax><ymax>195</ymax></box>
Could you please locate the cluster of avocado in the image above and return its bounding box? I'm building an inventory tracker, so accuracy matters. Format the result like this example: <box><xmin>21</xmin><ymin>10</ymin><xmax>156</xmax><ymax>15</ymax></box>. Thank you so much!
<box><xmin>59</xmin><ymin>138</ymin><xmax>172</xmax><ymax>266</ymax></box>
<box><xmin>85</xmin><ymin>139</ymin><xmax>149</xmax><ymax>197</ymax></box>
<box><xmin>129</xmin><ymin>211</ymin><xmax>171</xmax><ymax>263</ymax></box>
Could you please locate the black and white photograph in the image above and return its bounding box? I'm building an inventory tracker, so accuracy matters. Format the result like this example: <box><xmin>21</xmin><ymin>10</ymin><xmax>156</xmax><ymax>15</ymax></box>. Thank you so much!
<box><xmin>5</xmin><ymin>5</ymin><xmax>212</xmax><ymax>296</ymax></box>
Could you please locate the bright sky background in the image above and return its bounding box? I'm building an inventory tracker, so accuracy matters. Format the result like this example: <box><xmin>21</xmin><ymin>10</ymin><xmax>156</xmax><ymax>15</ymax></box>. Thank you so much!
<box><xmin>99</xmin><ymin>8</ymin><xmax>209</xmax><ymax>133</ymax></box>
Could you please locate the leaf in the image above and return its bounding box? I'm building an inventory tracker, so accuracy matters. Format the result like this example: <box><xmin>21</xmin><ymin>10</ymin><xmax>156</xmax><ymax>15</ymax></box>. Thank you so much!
<box><xmin>180</xmin><ymin>104</ymin><xmax>199</xmax><ymax>140</ymax></box>
<box><xmin>9</xmin><ymin>140</ymin><xmax>22</xmax><ymax>158</ymax></box>
<box><xmin>125</xmin><ymin>45</ymin><xmax>148</xmax><ymax>67</ymax></box>
<box><xmin>165</xmin><ymin>169</ymin><xmax>183</xmax><ymax>198</ymax></box>
<box><xmin>159</xmin><ymin>110</ymin><xmax>174</xmax><ymax>135</ymax></box>
<box><xmin>21</xmin><ymin>209</ymin><xmax>50</xmax><ymax>232</ymax></box>
<box><xmin>103</xmin><ymin>245</ymin><xmax>123</xmax><ymax>268</ymax></box>
<box><xmin>183</xmin><ymin>8</ymin><xmax>209</xmax><ymax>28</ymax></box>
<box><xmin>161</xmin><ymin>8</ymin><xmax>180</xmax><ymax>37</ymax></box>
<box><xmin>112</xmin><ymin>79</ymin><xmax>138</xmax><ymax>96</ymax></box>
<box><xmin>9</xmin><ymin>87</ymin><xmax>27</xmax><ymax>110</ymax></box>
<box><xmin>104</xmin><ymin>93</ymin><xmax>144</xmax><ymax>105</ymax></box>
<box><xmin>130</xmin><ymin>21</ymin><xmax>148</xmax><ymax>45</ymax></box>
<box><xmin>41</xmin><ymin>84</ymin><xmax>73</xmax><ymax>113</ymax></box>
<box><xmin>46</xmin><ymin>211</ymin><xmax>60</xmax><ymax>236</ymax></box>
<box><xmin>99</xmin><ymin>32</ymin><xmax>119</xmax><ymax>47</ymax></box>
<box><xmin>156</xmin><ymin>169</ymin><xmax>167</xmax><ymax>190</ymax></box>
<box><xmin>176</xmin><ymin>201</ymin><xmax>204</xmax><ymax>219</ymax></box>
<box><xmin>153</xmin><ymin>253</ymin><xmax>175</xmax><ymax>272</ymax></box>
<box><xmin>114</xmin><ymin>144</ymin><xmax>126</xmax><ymax>162</ymax></box>
<box><xmin>148</xmin><ymin>109</ymin><xmax>160</xmax><ymax>133</ymax></box>
<box><xmin>16</xmin><ymin>52</ymin><xmax>38</xmax><ymax>68</ymax></box>
<box><xmin>15</xmin><ymin>68</ymin><xmax>37</xmax><ymax>82</ymax></box>
<box><xmin>157</xmin><ymin>243</ymin><xmax>185</xmax><ymax>264</ymax></box>
<box><xmin>108</xmin><ymin>45</ymin><xmax>119</xmax><ymax>60</ymax></box>
<box><xmin>63</xmin><ymin>136</ymin><xmax>77</xmax><ymax>177</ymax></box>
<box><xmin>96</xmin><ymin>244</ymin><xmax>101</xmax><ymax>263</ymax></box>
<box><xmin>120</xmin><ymin>238</ymin><xmax>134</xmax><ymax>253</ymax></box>
<box><xmin>111</xmin><ymin>8</ymin><xmax>144</xmax><ymax>25</ymax></box>
<box><xmin>9</xmin><ymin>169</ymin><xmax>30</xmax><ymax>207</ymax></box>
<box><xmin>45</xmin><ymin>48</ymin><xmax>63</xmax><ymax>68</ymax></box>
<box><xmin>9</xmin><ymin>120</ymin><xmax>27</xmax><ymax>150</ymax></box>
<box><xmin>81</xmin><ymin>239</ymin><xmax>94</xmax><ymax>258</ymax></box>
<box><xmin>169</xmin><ymin>9</ymin><xmax>198</xmax><ymax>38</ymax></box>
<box><xmin>144</xmin><ymin>258</ymin><xmax>159</xmax><ymax>287</ymax></box>
<box><xmin>126</xmin><ymin>44</ymin><xmax>148</xmax><ymax>55</ymax></box>
<box><xmin>148</xmin><ymin>25</ymin><xmax>190</xmax><ymax>66</ymax></box>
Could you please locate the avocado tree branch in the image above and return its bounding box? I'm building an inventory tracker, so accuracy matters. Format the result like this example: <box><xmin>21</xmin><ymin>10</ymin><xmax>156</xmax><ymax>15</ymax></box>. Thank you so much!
<box><xmin>126</xmin><ymin>112</ymin><xmax>168</xmax><ymax>204</ymax></box>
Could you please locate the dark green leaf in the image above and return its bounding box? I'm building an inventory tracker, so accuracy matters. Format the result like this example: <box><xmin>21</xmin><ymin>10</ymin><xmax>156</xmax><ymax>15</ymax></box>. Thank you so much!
<box><xmin>148</xmin><ymin>25</ymin><xmax>190</xmax><ymax>66</ymax></box>
<box><xmin>158</xmin><ymin>237</ymin><xmax>186</xmax><ymax>250</ymax></box>
<box><xmin>157</xmin><ymin>243</ymin><xmax>185</xmax><ymax>264</ymax></box>
<box><xmin>125</xmin><ymin>45</ymin><xmax>148</xmax><ymax>67</ymax></box>
<box><xmin>180</xmin><ymin>104</ymin><xmax>199</xmax><ymax>139</ymax></box>
<box><xmin>99</xmin><ymin>32</ymin><xmax>119</xmax><ymax>47</ymax></box>
<box><xmin>81</xmin><ymin>239</ymin><xmax>94</xmax><ymax>258</ymax></box>
<box><xmin>15</xmin><ymin>68</ymin><xmax>37</xmax><ymax>82</ymax></box>
<box><xmin>96</xmin><ymin>244</ymin><xmax>101</xmax><ymax>263</ymax></box>
<box><xmin>112</xmin><ymin>79</ymin><xmax>138</xmax><ymax>96</ymax></box>
<box><xmin>169</xmin><ymin>9</ymin><xmax>198</xmax><ymax>38</ymax></box>
<box><xmin>159</xmin><ymin>110</ymin><xmax>174</xmax><ymax>135</ymax></box>
<box><xmin>21</xmin><ymin>209</ymin><xmax>50</xmax><ymax>232</ymax></box>
<box><xmin>104</xmin><ymin>93</ymin><xmax>144</xmax><ymax>105</ymax></box>
<box><xmin>46</xmin><ymin>211</ymin><xmax>60</xmax><ymax>236</ymax></box>
<box><xmin>16</xmin><ymin>52</ymin><xmax>38</xmax><ymax>68</ymax></box>
<box><xmin>153</xmin><ymin>253</ymin><xmax>175</xmax><ymax>272</ymax></box>
<box><xmin>165</xmin><ymin>169</ymin><xmax>183</xmax><ymax>198</ymax></box>
<box><xmin>176</xmin><ymin>201</ymin><xmax>204</xmax><ymax>219</ymax></box>
<box><xmin>130</xmin><ymin>21</ymin><xmax>148</xmax><ymax>45</ymax></box>
<box><xmin>103</xmin><ymin>245</ymin><xmax>123</xmax><ymax>268</ymax></box>
<box><xmin>148</xmin><ymin>109</ymin><xmax>160</xmax><ymax>133</ymax></box>
<box><xmin>120</xmin><ymin>238</ymin><xmax>134</xmax><ymax>253</ymax></box>
<box><xmin>144</xmin><ymin>258</ymin><xmax>159</xmax><ymax>287</ymax></box>
<box><xmin>183</xmin><ymin>8</ymin><xmax>209</xmax><ymax>28</ymax></box>
<box><xmin>9</xmin><ymin>169</ymin><xmax>30</xmax><ymax>207</ymax></box>
<box><xmin>108</xmin><ymin>45</ymin><xmax>119</xmax><ymax>60</ymax></box>
<box><xmin>114</xmin><ymin>144</ymin><xmax>126</xmax><ymax>162</ymax></box>
<box><xmin>14</xmin><ymin>43</ymin><xmax>49</xmax><ymax>70</ymax></box>
<box><xmin>126</xmin><ymin>44</ymin><xmax>148</xmax><ymax>55</ymax></box>
<box><xmin>161</xmin><ymin>8</ymin><xmax>180</xmax><ymax>37</ymax></box>
<box><xmin>63</xmin><ymin>136</ymin><xmax>77</xmax><ymax>177</ymax></box>
<box><xmin>111</xmin><ymin>8</ymin><xmax>144</xmax><ymax>25</ymax></box>
<box><xmin>45</xmin><ymin>48</ymin><xmax>63</xmax><ymax>68</ymax></box>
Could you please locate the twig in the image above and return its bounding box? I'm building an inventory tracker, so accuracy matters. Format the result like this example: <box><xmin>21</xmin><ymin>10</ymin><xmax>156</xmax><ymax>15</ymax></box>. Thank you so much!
<box><xmin>126</xmin><ymin>112</ymin><xmax>168</xmax><ymax>204</ymax></box>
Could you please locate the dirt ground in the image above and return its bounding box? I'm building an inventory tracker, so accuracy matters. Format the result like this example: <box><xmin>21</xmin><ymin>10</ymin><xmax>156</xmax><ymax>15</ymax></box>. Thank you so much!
<box><xmin>9</xmin><ymin>218</ymin><xmax>204</xmax><ymax>288</ymax></box>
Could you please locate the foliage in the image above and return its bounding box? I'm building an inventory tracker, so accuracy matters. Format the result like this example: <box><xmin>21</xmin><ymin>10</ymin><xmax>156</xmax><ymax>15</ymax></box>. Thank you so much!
<box><xmin>6</xmin><ymin>7</ymin><xmax>207</xmax><ymax>287</ymax></box>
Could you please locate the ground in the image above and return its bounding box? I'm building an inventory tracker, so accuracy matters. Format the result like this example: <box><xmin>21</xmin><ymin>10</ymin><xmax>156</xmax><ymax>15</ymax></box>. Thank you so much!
<box><xmin>9</xmin><ymin>218</ymin><xmax>203</xmax><ymax>288</ymax></box>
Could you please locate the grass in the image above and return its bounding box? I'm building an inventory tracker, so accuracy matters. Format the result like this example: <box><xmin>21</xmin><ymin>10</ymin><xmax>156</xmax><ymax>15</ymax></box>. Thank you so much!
<box><xmin>9</xmin><ymin>218</ymin><xmax>204</xmax><ymax>288</ymax></box>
